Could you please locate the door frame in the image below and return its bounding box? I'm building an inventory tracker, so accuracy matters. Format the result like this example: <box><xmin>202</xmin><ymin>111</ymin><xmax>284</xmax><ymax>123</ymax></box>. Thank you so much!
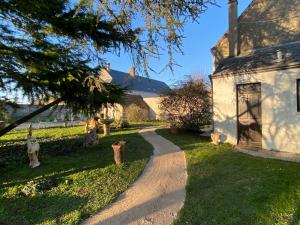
<box><xmin>236</xmin><ymin>82</ymin><xmax>262</xmax><ymax>148</ymax></box>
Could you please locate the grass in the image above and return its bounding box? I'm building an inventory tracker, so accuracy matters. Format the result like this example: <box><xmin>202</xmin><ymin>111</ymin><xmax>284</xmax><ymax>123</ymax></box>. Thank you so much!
<box><xmin>156</xmin><ymin>129</ymin><xmax>300</xmax><ymax>225</ymax></box>
<box><xmin>0</xmin><ymin>126</ymin><xmax>153</xmax><ymax>225</ymax></box>
<box><xmin>125</xmin><ymin>120</ymin><xmax>168</xmax><ymax>129</ymax></box>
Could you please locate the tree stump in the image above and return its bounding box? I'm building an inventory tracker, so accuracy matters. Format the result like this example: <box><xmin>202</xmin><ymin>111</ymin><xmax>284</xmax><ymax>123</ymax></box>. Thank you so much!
<box><xmin>112</xmin><ymin>141</ymin><xmax>126</xmax><ymax>165</ymax></box>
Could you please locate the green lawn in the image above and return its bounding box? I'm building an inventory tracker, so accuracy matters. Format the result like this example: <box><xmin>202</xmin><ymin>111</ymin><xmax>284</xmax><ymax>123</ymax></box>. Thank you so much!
<box><xmin>156</xmin><ymin>129</ymin><xmax>300</xmax><ymax>225</ymax></box>
<box><xmin>0</xmin><ymin>126</ymin><xmax>153</xmax><ymax>225</ymax></box>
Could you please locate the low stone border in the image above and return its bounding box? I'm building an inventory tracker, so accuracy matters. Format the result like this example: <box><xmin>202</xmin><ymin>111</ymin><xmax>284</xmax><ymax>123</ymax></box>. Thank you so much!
<box><xmin>235</xmin><ymin>147</ymin><xmax>300</xmax><ymax>163</ymax></box>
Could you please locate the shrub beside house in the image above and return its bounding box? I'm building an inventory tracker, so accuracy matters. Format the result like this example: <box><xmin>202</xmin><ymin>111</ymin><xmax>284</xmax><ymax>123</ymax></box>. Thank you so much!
<box><xmin>160</xmin><ymin>77</ymin><xmax>211</xmax><ymax>132</ymax></box>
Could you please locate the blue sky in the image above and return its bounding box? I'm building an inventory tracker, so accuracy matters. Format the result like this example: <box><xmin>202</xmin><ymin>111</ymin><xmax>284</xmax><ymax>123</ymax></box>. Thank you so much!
<box><xmin>104</xmin><ymin>0</ymin><xmax>252</xmax><ymax>86</ymax></box>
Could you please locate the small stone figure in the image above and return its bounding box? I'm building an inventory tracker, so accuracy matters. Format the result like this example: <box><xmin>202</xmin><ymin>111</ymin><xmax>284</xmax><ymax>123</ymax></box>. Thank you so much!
<box><xmin>84</xmin><ymin>120</ymin><xmax>89</xmax><ymax>133</ymax></box>
<box><xmin>83</xmin><ymin>128</ymin><xmax>99</xmax><ymax>147</ymax></box>
<box><xmin>85</xmin><ymin>117</ymin><xmax>100</xmax><ymax>133</ymax></box>
<box><xmin>211</xmin><ymin>132</ymin><xmax>221</xmax><ymax>145</ymax></box>
<box><xmin>27</xmin><ymin>124</ymin><xmax>40</xmax><ymax>168</ymax></box>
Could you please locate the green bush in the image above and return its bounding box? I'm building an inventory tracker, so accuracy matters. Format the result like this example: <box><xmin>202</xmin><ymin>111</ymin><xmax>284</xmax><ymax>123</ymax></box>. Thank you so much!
<box><xmin>114</xmin><ymin>120</ymin><xmax>130</xmax><ymax>129</ymax></box>
<box><xmin>125</xmin><ymin>104</ymin><xmax>148</xmax><ymax>122</ymax></box>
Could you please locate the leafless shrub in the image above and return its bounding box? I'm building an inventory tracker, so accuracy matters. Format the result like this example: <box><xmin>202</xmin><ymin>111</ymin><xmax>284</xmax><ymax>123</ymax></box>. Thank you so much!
<box><xmin>160</xmin><ymin>76</ymin><xmax>212</xmax><ymax>131</ymax></box>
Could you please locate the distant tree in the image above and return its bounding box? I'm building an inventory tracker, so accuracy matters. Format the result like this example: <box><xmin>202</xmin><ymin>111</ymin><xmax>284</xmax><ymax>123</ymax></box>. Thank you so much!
<box><xmin>0</xmin><ymin>0</ymin><xmax>131</xmax><ymax>135</ymax></box>
<box><xmin>160</xmin><ymin>76</ymin><xmax>212</xmax><ymax>131</ymax></box>
<box><xmin>0</xmin><ymin>0</ymin><xmax>215</xmax><ymax>135</ymax></box>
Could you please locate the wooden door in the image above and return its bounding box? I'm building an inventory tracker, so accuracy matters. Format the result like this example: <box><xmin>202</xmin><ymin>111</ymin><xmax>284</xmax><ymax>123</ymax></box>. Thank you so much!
<box><xmin>237</xmin><ymin>83</ymin><xmax>262</xmax><ymax>149</ymax></box>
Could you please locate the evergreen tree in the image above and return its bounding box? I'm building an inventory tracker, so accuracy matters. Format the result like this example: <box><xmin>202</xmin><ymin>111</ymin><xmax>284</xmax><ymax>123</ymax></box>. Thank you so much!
<box><xmin>0</xmin><ymin>0</ymin><xmax>215</xmax><ymax>135</ymax></box>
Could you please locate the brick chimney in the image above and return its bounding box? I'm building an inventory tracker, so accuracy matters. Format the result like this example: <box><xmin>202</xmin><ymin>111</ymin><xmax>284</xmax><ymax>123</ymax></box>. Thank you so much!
<box><xmin>106</xmin><ymin>63</ymin><xmax>110</xmax><ymax>71</ymax></box>
<box><xmin>129</xmin><ymin>67</ymin><xmax>135</xmax><ymax>77</ymax></box>
<box><xmin>228</xmin><ymin>0</ymin><xmax>239</xmax><ymax>57</ymax></box>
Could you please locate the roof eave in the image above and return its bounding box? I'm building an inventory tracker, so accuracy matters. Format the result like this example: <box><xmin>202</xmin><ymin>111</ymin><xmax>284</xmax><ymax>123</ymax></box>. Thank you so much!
<box><xmin>212</xmin><ymin>62</ymin><xmax>300</xmax><ymax>79</ymax></box>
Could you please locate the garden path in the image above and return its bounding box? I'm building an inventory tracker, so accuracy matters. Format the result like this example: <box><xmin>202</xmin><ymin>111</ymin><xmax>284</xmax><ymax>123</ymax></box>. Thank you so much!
<box><xmin>83</xmin><ymin>128</ymin><xmax>187</xmax><ymax>225</ymax></box>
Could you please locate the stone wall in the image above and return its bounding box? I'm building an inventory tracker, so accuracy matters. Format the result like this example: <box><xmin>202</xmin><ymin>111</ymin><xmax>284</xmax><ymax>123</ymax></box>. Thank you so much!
<box><xmin>213</xmin><ymin>0</ymin><xmax>300</xmax><ymax>66</ymax></box>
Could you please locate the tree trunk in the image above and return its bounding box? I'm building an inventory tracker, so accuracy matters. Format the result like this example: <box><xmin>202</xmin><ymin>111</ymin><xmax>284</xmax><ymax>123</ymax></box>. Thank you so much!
<box><xmin>0</xmin><ymin>98</ymin><xmax>63</xmax><ymax>137</ymax></box>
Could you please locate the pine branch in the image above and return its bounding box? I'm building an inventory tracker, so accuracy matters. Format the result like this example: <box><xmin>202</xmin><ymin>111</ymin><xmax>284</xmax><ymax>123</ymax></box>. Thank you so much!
<box><xmin>0</xmin><ymin>98</ymin><xmax>63</xmax><ymax>137</ymax></box>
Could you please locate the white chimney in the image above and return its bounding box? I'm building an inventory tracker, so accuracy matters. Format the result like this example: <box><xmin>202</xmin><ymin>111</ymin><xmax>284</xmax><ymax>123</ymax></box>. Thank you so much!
<box><xmin>228</xmin><ymin>0</ymin><xmax>239</xmax><ymax>57</ymax></box>
<box><xmin>106</xmin><ymin>63</ymin><xmax>110</xmax><ymax>71</ymax></box>
<box><xmin>129</xmin><ymin>67</ymin><xmax>135</xmax><ymax>77</ymax></box>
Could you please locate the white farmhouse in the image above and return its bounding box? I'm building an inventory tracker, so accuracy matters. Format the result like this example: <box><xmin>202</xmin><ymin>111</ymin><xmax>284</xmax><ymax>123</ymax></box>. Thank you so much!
<box><xmin>99</xmin><ymin>64</ymin><xmax>170</xmax><ymax>121</ymax></box>
<box><xmin>211</xmin><ymin>0</ymin><xmax>300</xmax><ymax>153</ymax></box>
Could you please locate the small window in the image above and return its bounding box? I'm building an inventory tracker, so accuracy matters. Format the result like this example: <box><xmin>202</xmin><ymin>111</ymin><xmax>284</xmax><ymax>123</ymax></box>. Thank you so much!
<box><xmin>297</xmin><ymin>79</ymin><xmax>300</xmax><ymax>112</ymax></box>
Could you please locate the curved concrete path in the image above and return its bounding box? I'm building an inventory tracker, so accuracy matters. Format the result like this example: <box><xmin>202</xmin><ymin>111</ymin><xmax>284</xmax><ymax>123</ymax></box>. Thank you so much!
<box><xmin>83</xmin><ymin>128</ymin><xmax>187</xmax><ymax>225</ymax></box>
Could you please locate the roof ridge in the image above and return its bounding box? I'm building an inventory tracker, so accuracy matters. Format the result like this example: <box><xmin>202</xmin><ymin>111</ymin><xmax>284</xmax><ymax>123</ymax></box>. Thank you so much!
<box><xmin>109</xmin><ymin>69</ymin><xmax>168</xmax><ymax>84</ymax></box>
<box><xmin>108</xmin><ymin>69</ymin><xmax>170</xmax><ymax>94</ymax></box>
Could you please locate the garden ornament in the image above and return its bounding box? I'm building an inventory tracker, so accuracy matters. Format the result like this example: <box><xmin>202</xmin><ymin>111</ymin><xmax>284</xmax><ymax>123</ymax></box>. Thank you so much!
<box><xmin>211</xmin><ymin>132</ymin><xmax>221</xmax><ymax>145</ymax></box>
<box><xmin>112</xmin><ymin>141</ymin><xmax>126</xmax><ymax>165</ymax></box>
<box><xmin>84</xmin><ymin>120</ymin><xmax>89</xmax><ymax>133</ymax></box>
<box><xmin>100</xmin><ymin>118</ymin><xmax>114</xmax><ymax>136</ymax></box>
<box><xmin>27</xmin><ymin>124</ymin><xmax>40</xmax><ymax>168</ymax></box>
<box><xmin>83</xmin><ymin>128</ymin><xmax>99</xmax><ymax>147</ymax></box>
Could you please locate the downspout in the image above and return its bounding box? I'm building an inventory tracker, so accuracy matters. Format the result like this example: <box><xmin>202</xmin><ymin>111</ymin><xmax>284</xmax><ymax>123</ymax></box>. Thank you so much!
<box><xmin>208</xmin><ymin>74</ymin><xmax>214</xmax><ymax>132</ymax></box>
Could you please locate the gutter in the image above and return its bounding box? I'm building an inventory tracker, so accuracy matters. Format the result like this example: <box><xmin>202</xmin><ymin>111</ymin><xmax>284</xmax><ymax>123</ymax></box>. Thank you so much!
<box><xmin>208</xmin><ymin>74</ymin><xmax>214</xmax><ymax>133</ymax></box>
<box><xmin>211</xmin><ymin>62</ymin><xmax>300</xmax><ymax>79</ymax></box>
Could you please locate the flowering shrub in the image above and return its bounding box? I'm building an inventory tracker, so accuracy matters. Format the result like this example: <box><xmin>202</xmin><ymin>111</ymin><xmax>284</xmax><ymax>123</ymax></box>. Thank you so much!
<box><xmin>160</xmin><ymin>77</ymin><xmax>212</xmax><ymax>131</ymax></box>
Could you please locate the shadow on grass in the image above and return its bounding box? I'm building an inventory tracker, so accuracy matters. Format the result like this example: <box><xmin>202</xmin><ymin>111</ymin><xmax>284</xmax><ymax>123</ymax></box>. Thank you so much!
<box><xmin>1</xmin><ymin>131</ymin><xmax>151</xmax><ymax>185</ymax></box>
<box><xmin>157</xmin><ymin>128</ymin><xmax>300</xmax><ymax>225</ymax></box>
<box><xmin>0</xmin><ymin>129</ymin><xmax>153</xmax><ymax>225</ymax></box>
<box><xmin>0</xmin><ymin>193</ymin><xmax>86</xmax><ymax>225</ymax></box>
<box><xmin>291</xmin><ymin>206</ymin><xmax>300</xmax><ymax>225</ymax></box>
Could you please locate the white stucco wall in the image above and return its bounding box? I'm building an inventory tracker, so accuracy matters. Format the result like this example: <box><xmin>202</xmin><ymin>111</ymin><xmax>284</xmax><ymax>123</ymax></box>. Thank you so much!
<box><xmin>128</xmin><ymin>91</ymin><xmax>165</xmax><ymax>120</ymax></box>
<box><xmin>213</xmin><ymin>67</ymin><xmax>300</xmax><ymax>153</ymax></box>
<box><xmin>143</xmin><ymin>97</ymin><xmax>166</xmax><ymax>120</ymax></box>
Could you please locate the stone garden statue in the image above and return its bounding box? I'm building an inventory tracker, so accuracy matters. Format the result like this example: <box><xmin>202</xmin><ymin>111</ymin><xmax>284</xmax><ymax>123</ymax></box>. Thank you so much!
<box><xmin>100</xmin><ymin>103</ymin><xmax>114</xmax><ymax>136</ymax></box>
<box><xmin>83</xmin><ymin>128</ymin><xmax>99</xmax><ymax>147</ymax></box>
<box><xmin>211</xmin><ymin>132</ymin><xmax>221</xmax><ymax>145</ymax></box>
<box><xmin>27</xmin><ymin>124</ymin><xmax>40</xmax><ymax>168</ymax></box>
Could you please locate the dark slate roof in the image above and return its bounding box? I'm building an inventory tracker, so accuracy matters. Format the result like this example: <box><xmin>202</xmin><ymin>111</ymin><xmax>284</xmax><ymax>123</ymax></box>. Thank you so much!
<box><xmin>213</xmin><ymin>41</ymin><xmax>300</xmax><ymax>76</ymax></box>
<box><xmin>109</xmin><ymin>69</ymin><xmax>171</xmax><ymax>94</ymax></box>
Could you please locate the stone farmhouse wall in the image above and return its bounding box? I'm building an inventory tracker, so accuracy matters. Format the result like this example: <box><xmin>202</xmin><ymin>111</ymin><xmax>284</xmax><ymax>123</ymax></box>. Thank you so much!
<box><xmin>213</xmin><ymin>0</ymin><xmax>300</xmax><ymax>66</ymax></box>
